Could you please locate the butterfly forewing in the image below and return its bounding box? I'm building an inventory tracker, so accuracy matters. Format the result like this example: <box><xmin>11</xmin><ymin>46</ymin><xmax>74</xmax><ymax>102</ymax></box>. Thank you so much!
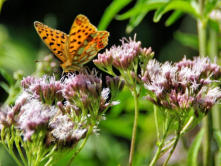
<box><xmin>34</xmin><ymin>21</ymin><xmax>68</xmax><ymax>62</ymax></box>
<box><xmin>68</xmin><ymin>14</ymin><xmax>98</xmax><ymax>61</ymax></box>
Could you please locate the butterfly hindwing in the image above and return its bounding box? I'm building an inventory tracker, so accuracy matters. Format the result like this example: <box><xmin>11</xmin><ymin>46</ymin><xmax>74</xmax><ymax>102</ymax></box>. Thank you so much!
<box><xmin>75</xmin><ymin>31</ymin><xmax>109</xmax><ymax>65</ymax></box>
<box><xmin>34</xmin><ymin>21</ymin><xmax>68</xmax><ymax>62</ymax></box>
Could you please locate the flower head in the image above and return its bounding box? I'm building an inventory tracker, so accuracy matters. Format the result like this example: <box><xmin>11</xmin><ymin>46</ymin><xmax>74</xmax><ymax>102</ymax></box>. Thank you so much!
<box><xmin>21</xmin><ymin>75</ymin><xmax>64</xmax><ymax>104</ymax></box>
<box><xmin>62</xmin><ymin>72</ymin><xmax>113</xmax><ymax>121</ymax></box>
<box><xmin>17</xmin><ymin>99</ymin><xmax>58</xmax><ymax>140</ymax></box>
<box><xmin>0</xmin><ymin>106</ymin><xmax>14</xmax><ymax>130</ymax></box>
<box><xmin>49</xmin><ymin>114</ymin><xmax>87</xmax><ymax>143</ymax></box>
<box><xmin>142</xmin><ymin>57</ymin><xmax>221</xmax><ymax>112</ymax></box>
<box><xmin>94</xmin><ymin>35</ymin><xmax>153</xmax><ymax>71</ymax></box>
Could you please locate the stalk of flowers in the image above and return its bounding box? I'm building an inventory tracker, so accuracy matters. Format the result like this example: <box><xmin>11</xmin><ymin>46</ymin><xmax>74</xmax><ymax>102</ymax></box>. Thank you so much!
<box><xmin>0</xmin><ymin>71</ymin><xmax>123</xmax><ymax>166</ymax></box>
<box><xmin>93</xmin><ymin>35</ymin><xmax>154</xmax><ymax>166</ymax></box>
<box><xmin>142</xmin><ymin>57</ymin><xmax>221</xmax><ymax>166</ymax></box>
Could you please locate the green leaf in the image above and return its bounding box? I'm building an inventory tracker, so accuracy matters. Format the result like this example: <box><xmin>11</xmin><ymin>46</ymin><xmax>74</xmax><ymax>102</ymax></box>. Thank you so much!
<box><xmin>0</xmin><ymin>68</ymin><xmax>14</xmax><ymax>86</ymax></box>
<box><xmin>174</xmin><ymin>31</ymin><xmax>198</xmax><ymax>50</ymax></box>
<box><xmin>100</xmin><ymin>115</ymin><xmax>132</xmax><ymax>139</ymax></box>
<box><xmin>214</xmin><ymin>130</ymin><xmax>221</xmax><ymax>148</ymax></box>
<box><xmin>0</xmin><ymin>82</ymin><xmax>10</xmax><ymax>93</ymax></box>
<box><xmin>153</xmin><ymin>1</ymin><xmax>199</xmax><ymax>23</ymax></box>
<box><xmin>116</xmin><ymin>0</ymin><xmax>169</xmax><ymax>32</ymax></box>
<box><xmin>98</xmin><ymin>0</ymin><xmax>132</xmax><ymax>30</ymax></box>
<box><xmin>187</xmin><ymin>128</ymin><xmax>204</xmax><ymax>166</ymax></box>
<box><xmin>165</xmin><ymin>10</ymin><xmax>183</xmax><ymax>26</ymax></box>
<box><xmin>0</xmin><ymin>0</ymin><xmax>5</xmax><ymax>13</ymax></box>
<box><xmin>117</xmin><ymin>0</ymin><xmax>168</xmax><ymax>20</ymax></box>
<box><xmin>208</xmin><ymin>19</ymin><xmax>220</xmax><ymax>32</ymax></box>
<box><xmin>204</xmin><ymin>0</ymin><xmax>218</xmax><ymax>17</ymax></box>
<box><xmin>126</xmin><ymin>12</ymin><xmax>147</xmax><ymax>33</ymax></box>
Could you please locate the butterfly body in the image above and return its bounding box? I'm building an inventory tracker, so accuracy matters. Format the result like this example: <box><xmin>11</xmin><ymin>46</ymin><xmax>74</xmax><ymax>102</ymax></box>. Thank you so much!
<box><xmin>34</xmin><ymin>14</ymin><xmax>109</xmax><ymax>72</ymax></box>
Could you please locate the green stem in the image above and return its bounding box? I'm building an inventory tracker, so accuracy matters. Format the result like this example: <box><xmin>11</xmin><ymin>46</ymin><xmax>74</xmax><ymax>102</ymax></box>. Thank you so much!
<box><xmin>180</xmin><ymin>116</ymin><xmax>194</xmax><ymax>135</ymax></box>
<box><xmin>129</xmin><ymin>87</ymin><xmax>139</xmax><ymax>166</ymax></box>
<box><xmin>208</xmin><ymin>26</ymin><xmax>220</xmax><ymax>166</ymax></box>
<box><xmin>15</xmin><ymin>137</ymin><xmax>27</xmax><ymax>166</ymax></box>
<box><xmin>1</xmin><ymin>128</ymin><xmax>23</xmax><ymax>166</ymax></box>
<box><xmin>160</xmin><ymin>116</ymin><xmax>194</xmax><ymax>155</ymax></box>
<box><xmin>154</xmin><ymin>105</ymin><xmax>160</xmax><ymax>142</ymax></box>
<box><xmin>197</xmin><ymin>19</ymin><xmax>206</xmax><ymax>57</ymax></box>
<box><xmin>67</xmin><ymin>126</ymin><xmax>93</xmax><ymax>166</ymax></box>
<box><xmin>163</xmin><ymin>122</ymin><xmax>180</xmax><ymax>166</ymax></box>
<box><xmin>203</xmin><ymin>114</ymin><xmax>213</xmax><ymax>166</ymax></box>
<box><xmin>149</xmin><ymin>115</ymin><xmax>172</xmax><ymax>166</ymax></box>
<box><xmin>197</xmin><ymin>0</ymin><xmax>214</xmax><ymax>165</ymax></box>
<box><xmin>197</xmin><ymin>0</ymin><xmax>206</xmax><ymax>57</ymax></box>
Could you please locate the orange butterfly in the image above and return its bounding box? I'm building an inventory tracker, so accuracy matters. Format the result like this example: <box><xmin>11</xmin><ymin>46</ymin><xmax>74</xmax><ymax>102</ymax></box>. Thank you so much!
<box><xmin>34</xmin><ymin>14</ymin><xmax>109</xmax><ymax>72</ymax></box>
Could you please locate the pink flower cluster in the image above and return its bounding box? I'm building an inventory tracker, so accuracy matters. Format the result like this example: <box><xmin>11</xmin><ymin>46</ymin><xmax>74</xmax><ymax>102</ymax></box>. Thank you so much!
<box><xmin>0</xmin><ymin>73</ymin><xmax>123</xmax><ymax>142</ymax></box>
<box><xmin>94</xmin><ymin>36</ymin><xmax>153</xmax><ymax>70</ymax></box>
<box><xmin>142</xmin><ymin>57</ymin><xmax>221</xmax><ymax>112</ymax></box>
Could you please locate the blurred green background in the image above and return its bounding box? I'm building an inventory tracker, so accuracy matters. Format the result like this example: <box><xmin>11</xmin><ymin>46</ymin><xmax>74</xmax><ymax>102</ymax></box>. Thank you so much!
<box><xmin>0</xmin><ymin>0</ymin><xmax>198</xmax><ymax>165</ymax></box>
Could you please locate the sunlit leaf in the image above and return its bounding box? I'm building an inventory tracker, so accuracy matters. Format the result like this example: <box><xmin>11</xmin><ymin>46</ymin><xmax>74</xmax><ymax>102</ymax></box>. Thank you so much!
<box><xmin>208</xmin><ymin>19</ymin><xmax>220</xmax><ymax>32</ymax></box>
<box><xmin>126</xmin><ymin>12</ymin><xmax>147</xmax><ymax>33</ymax></box>
<box><xmin>117</xmin><ymin>0</ymin><xmax>168</xmax><ymax>20</ymax></box>
<box><xmin>0</xmin><ymin>82</ymin><xmax>9</xmax><ymax>93</ymax></box>
<box><xmin>0</xmin><ymin>0</ymin><xmax>5</xmax><ymax>13</ymax></box>
<box><xmin>98</xmin><ymin>0</ymin><xmax>132</xmax><ymax>30</ymax></box>
<box><xmin>165</xmin><ymin>10</ymin><xmax>183</xmax><ymax>26</ymax></box>
<box><xmin>153</xmin><ymin>1</ymin><xmax>199</xmax><ymax>23</ymax></box>
<box><xmin>0</xmin><ymin>68</ymin><xmax>14</xmax><ymax>86</ymax></box>
<box><xmin>204</xmin><ymin>0</ymin><xmax>218</xmax><ymax>17</ymax></box>
<box><xmin>187</xmin><ymin>128</ymin><xmax>204</xmax><ymax>166</ymax></box>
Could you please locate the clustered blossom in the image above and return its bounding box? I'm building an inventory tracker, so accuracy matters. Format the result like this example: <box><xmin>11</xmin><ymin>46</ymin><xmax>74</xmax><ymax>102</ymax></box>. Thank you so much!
<box><xmin>0</xmin><ymin>73</ymin><xmax>123</xmax><ymax>143</ymax></box>
<box><xmin>17</xmin><ymin>100</ymin><xmax>58</xmax><ymax>140</ymax></box>
<box><xmin>21</xmin><ymin>75</ymin><xmax>64</xmax><ymax>104</ymax></box>
<box><xmin>49</xmin><ymin>114</ymin><xmax>87</xmax><ymax>143</ymax></box>
<box><xmin>94</xmin><ymin>36</ymin><xmax>153</xmax><ymax>71</ymax></box>
<box><xmin>142</xmin><ymin>57</ymin><xmax>221</xmax><ymax>112</ymax></box>
<box><xmin>0</xmin><ymin>106</ymin><xmax>14</xmax><ymax>130</ymax></box>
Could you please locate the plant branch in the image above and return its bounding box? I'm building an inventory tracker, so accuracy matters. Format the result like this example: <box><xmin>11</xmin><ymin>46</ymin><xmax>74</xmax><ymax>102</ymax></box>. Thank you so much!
<box><xmin>149</xmin><ymin>115</ymin><xmax>172</xmax><ymax>166</ymax></box>
<box><xmin>67</xmin><ymin>125</ymin><xmax>93</xmax><ymax>166</ymax></box>
<box><xmin>163</xmin><ymin>122</ymin><xmax>181</xmax><ymax>166</ymax></box>
<box><xmin>129</xmin><ymin>86</ymin><xmax>139</xmax><ymax>166</ymax></box>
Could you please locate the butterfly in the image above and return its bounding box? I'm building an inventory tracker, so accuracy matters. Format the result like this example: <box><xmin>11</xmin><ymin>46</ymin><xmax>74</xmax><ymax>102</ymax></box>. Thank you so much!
<box><xmin>34</xmin><ymin>14</ymin><xmax>109</xmax><ymax>72</ymax></box>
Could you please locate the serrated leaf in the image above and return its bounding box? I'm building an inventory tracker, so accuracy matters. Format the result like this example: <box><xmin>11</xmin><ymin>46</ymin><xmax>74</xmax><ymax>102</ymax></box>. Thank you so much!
<box><xmin>153</xmin><ymin>1</ymin><xmax>199</xmax><ymax>23</ymax></box>
<box><xmin>165</xmin><ymin>10</ymin><xmax>183</xmax><ymax>26</ymax></box>
<box><xmin>174</xmin><ymin>31</ymin><xmax>198</xmax><ymax>50</ymax></box>
<box><xmin>98</xmin><ymin>0</ymin><xmax>132</xmax><ymax>30</ymax></box>
<box><xmin>187</xmin><ymin>128</ymin><xmax>204</xmax><ymax>166</ymax></box>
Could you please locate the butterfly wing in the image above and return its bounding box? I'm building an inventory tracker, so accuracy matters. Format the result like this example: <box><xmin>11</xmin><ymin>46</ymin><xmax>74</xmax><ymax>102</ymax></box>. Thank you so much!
<box><xmin>76</xmin><ymin>31</ymin><xmax>109</xmax><ymax>65</ymax></box>
<box><xmin>67</xmin><ymin>14</ymin><xmax>109</xmax><ymax>65</ymax></box>
<box><xmin>34</xmin><ymin>21</ymin><xmax>68</xmax><ymax>62</ymax></box>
